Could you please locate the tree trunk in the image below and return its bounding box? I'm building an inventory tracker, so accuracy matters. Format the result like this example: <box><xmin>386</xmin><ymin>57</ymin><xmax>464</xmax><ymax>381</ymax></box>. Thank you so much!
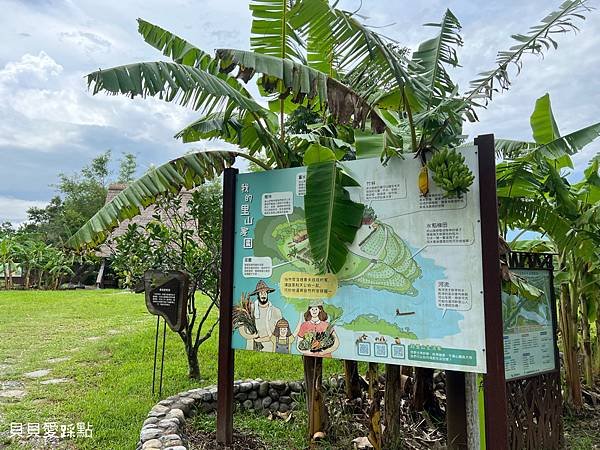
<box><xmin>303</xmin><ymin>356</ymin><xmax>327</xmax><ymax>440</ymax></box>
<box><xmin>592</xmin><ymin>316</ymin><xmax>600</xmax><ymax>375</ymax></box>
<box><xmin>187</xmin><ymin>346</ymin><xmax>201</xmax><ymax>379</ymax></box>
<box><xmin>580</xmin><ymin>296</ymin><xmax>593</xmax><ymax>386</ymax></box>
<box><xmin>383</xmin><ymin>364</ymin><xmax>403</xmax><ymax>449</ymax></box>
<box><xmin>367</xmin><ymin>362</ymin><xmax>382</xmax><ymax>450</ymax></box>
<box><xmin>54</xmin><ymin>276</ymin><xmax>61</xmax><ymax>291</ymax></box>
<box><xmin>559</xmin><ymin>283</ymin><xmax>583</xmax><ymax>410</ymax></box>
<box><xmin>412</xmin><ymin>367</ymin><xmax>435</xmax><ymax>414</ymax></box>
<box><xmin>343</xmin><ymin>360</ymin><xmax>362</xmax><ymax>400</ymax></box>
<box><xmin>25</xmin><ymin>268</ymin><xmax>31</xmax><ymax>290</ymax></box>
<box><xmin>595</xmin><ymin>317</ymin><xmax>600</xmax><ymax>376</ymax></box>
<box><xmin>3</xmin><ymin>266</ymin><xmax>8</xmax><ymax>290</ymax></box>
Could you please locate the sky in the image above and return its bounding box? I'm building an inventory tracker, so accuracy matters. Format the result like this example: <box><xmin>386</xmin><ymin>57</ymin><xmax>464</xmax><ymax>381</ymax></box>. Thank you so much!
<box><xmin>0</xmin><ymin>0</ymin><xmax>599</xmax><ymax>225</ymax></box>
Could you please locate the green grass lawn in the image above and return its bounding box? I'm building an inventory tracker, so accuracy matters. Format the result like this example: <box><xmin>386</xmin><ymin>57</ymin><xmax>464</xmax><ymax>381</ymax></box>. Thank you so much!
<box><xmin>0</xmin><ymin>290</ymin><xmax>344</xmax><ymax>449</ymax></box>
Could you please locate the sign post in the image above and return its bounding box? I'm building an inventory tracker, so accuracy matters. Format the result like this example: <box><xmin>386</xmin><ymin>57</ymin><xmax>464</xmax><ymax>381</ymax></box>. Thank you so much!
<box><xmin>216</xmin><ymin>167</ymin><xmax>238</xmax><ymax>446</ymax></box>
<box><xmin>475</xmin><ymin>134</ymin><xmax>509</xmax><ymax>449</ymax></box>
<box><xmin>144</xmin><ymin>270</ymin><xmax>189</xmax><ymax>397</ymax></box>
<box><xmin>144</xmin><ymin>270</ymin><xmax>189</xmax><ymax>332</ymax></box>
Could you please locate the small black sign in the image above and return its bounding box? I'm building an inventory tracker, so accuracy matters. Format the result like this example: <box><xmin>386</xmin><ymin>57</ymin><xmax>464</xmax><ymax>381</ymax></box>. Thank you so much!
<box><xmin>144</xmin><ymin>270</ymin><xmax>189</xmax><ymax>332</ymax></box>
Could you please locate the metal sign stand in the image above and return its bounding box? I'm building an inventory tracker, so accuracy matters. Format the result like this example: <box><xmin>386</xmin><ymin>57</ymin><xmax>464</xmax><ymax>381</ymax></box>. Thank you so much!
<box><xmin>152</xmin><ymin>317</ymin><xmax>167</xmax><ymax>397</ymax></box>
<box><xmin>505</xmin><ymin>251</ymin><xmax>563</xmax><ymax>448</ymax></box>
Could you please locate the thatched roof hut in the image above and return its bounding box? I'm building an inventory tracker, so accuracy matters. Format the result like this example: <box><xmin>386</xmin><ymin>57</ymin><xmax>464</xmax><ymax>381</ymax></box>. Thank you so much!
<box><xmin>96</xmin><ymin>183</ymin><xmax>194</xmax><ymax>287</ymax></box>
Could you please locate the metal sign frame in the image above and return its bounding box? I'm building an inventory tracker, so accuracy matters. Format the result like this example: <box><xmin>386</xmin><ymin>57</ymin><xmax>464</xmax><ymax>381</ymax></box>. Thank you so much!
<box><xmin>504</xmin><ymin>251</ymin><xmax>563</xmax><ymax>449</ymax></box>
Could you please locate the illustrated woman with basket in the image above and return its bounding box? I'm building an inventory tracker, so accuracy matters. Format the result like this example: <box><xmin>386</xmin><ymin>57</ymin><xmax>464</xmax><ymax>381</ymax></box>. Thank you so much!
<box><xmin>296</xmin><ymin>299</ymin><xmax>340</xmax><ymax>357</ymax></box>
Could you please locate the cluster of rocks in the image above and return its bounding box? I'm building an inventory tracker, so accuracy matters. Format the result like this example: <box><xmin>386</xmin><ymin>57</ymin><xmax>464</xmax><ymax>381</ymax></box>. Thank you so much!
<box><xmin>137</xmin><ymin>379</ymin><xmax>305</xmax><ymax>450</ymax></box>
<box><xmin>235</xmin><ymin>379</ymin><xmax>302</xmax><ymax>414</ymax></box>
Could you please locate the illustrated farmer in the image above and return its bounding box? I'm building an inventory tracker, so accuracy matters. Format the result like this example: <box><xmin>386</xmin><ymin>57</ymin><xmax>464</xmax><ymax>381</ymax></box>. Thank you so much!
<box><xmin>270</xmin><ymin>318</ymin><xmax>295</xmax><ymax>354</ymax></box>
<box><xmin>239</xmin><ymin>280</ymin><xmax>282</xmax><ymax>352</ymax></box>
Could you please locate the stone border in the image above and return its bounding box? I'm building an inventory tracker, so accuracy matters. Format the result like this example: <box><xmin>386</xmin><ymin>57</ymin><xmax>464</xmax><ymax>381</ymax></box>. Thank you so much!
<box><xmin>137</xmin><ymin>379</ymin><xmax>304</xmax><ymax>450</ymax></box>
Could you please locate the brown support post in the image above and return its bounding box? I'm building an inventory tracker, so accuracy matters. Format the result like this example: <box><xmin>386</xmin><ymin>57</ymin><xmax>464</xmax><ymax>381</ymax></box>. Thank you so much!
<box><xmin>446</xmin><ymin>370</ymin><xmax>467</xmax><ymax>450</ymax></box>
<box><xmin>475</xmin><ymin>134</ymin><xmax>508</xmax><ymax>448</ymax></box>
<box><xmin>217</xmin><ymin>167</ymin><xmax>238</xmax><ymax>446</ymax></box>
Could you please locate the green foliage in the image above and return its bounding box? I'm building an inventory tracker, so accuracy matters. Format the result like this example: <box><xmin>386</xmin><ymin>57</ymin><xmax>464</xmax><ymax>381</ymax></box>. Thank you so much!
<box><xmin>411</xmin><ymin>9</ymin><xmax>462</xmax><ymax>105</ymax></box>
<box><xmin>530</xmin><ymin>93</ymin><xmax>561</xmax><ymax>145</ymax></box>
<box><xmin>285</xmin><ymin>106</ymin><xmax>322</xmax><ymax>135</ymax></box>
<box><xmin>304</xmin><ymin>161</ymin><xmax>364</xmax><ymax>273</ymax></box>
<box><xmin>67</xmin><ymin>151</ymin><xmax>234</xmax><ymax>250</ymax></box>
<box><xmin>466</xmin><ymin>0</ymin><xmax>591</xmax><ymax>106</ymax></box>
<box><xmin>110</xmin><ymin>224</ymin><xmax>151</xmax><ymax>289</ymax></box>
<box><xmin>498</xmin><ymin>94</ymin><xmax>600</xmax><ymax>381</ymax></box>
<box><xmin>303</xmin><ymin>143</ymin><xmax>336</xmax><ymax>165</ymax></box>
<box><xmin>117</xmin><ymin>152</ymin><xmax>137</xmax><ymax>183</ymax></box>
<box><xmin>111</xmin><ymin>184</ymin><xmax>222</xmax><ymax>290</ymax></box>
<box><xmin>23</xmin><ymin>151</ymin><xmax>138</xmax><ymax>246</ymax></box>
<box><xmin>74</xmin><ymin>1</ymin><xmax>592</xmax><ymax>276</ymax></box>
<box><xmin>24</xmin><ymin>152</ymin><xmax>110</xmax><ymax>244</ymax></box>
<box><xmin>250</xmin><ymin>0</ymin><xmax>303</xmax><ymax>60</ymax></box>
<box><xmin>109</xmin><ymin>185</ymin><xmax>223</xmax><ymax>378</ymax></box>
<box><xmin>215</xmin><ymin>48</ymin><xmax>385</xmax><ymax>133</ymax></box>
<box><xmin>87</xmin><ymin>61</ymin><xmax>269</xmax><ymax>118</ymax></box>
<box><xmin>498</xmin><ymin>94</ymin><xmax>600</xmax><ymax>263</ymax></box>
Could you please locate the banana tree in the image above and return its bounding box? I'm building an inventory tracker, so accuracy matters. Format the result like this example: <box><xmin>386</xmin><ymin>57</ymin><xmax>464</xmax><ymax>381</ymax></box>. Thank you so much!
<box><xmin>47</xmin><ymin>249</ymin><xmax>75</xmax><ymax>290</ymax></box>
<box><xmin>14</xmin><ymin>236</ymin><xmax>39</xmax><ymax>289</ymax></box>
<box><xmin>0</xmin><ymin>235</ymin><xmax>20</xmax><ymax>290</ymax></box>
<box><xmin>496</xmin><ymin>93</ymin><xmax>600</xmax><ymax>408</ymax></box>
<box><xmin>68</xmin><ymin>0</ymin><xmax>591</xmax><ymax>269</ymax></box>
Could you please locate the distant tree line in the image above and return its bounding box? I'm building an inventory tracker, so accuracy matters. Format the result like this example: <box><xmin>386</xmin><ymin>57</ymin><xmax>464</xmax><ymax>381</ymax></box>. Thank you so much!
<box><xmin>0</xmin><ymin>151</ymin><xmax>137</xmax><ymax>289</ymax></box>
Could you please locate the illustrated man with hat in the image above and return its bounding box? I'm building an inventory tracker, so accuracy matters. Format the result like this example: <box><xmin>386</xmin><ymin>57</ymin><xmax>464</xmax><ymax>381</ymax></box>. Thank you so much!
<box><xmin>239</xmin><ymin>280</ymin><xmax>282</xmax><ymax>352</ymax></box>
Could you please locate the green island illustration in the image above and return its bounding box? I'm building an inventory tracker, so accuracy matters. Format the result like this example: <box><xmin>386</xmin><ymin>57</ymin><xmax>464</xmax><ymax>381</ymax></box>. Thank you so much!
<box><xmin>253</xmin><ymin>207</ymin><xmax>422</xmax><ymax>295</ymax></box>
<box><xmin>283</xmin><ymin>300</ymin><xmax>416</xmax><ymax>341</ymax></box>
<box><xmin>341</xmin><ymin>313</ymin><xmax>417</xmax><ymax>339</ymax></box>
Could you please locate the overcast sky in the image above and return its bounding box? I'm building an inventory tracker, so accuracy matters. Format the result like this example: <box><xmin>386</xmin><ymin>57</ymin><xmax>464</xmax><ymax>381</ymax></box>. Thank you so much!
<box><xmin>1</xmin><ymin>0</ymin><xmax>599</xmax><ymax>224</ymax></box>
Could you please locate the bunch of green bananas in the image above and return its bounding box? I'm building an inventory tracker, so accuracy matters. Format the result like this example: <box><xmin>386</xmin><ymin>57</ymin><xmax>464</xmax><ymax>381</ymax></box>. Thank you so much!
<box><xmin>427</xmin><ymin>148</ymin><xmax>475</xmax><ymax>198</ymax></box>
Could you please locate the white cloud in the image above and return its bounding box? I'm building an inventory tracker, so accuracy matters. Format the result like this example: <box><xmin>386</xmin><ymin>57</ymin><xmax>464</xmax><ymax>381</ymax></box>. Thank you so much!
<box><xmin>0</xmin><ymin>0</ymin><xmax>599</xmax><ymax>222</ymax></box>
<box><xmin>58</xmin><ymin>30</ymin><xmax>112</xmax><ymax>55</ymax></box>
<box><xmin>0</xmin><ymin>196</ymin><xmax>48</xmax><ymax>225</ymax></box>
<box><xmin>0</xmin><ymin>51</ymin><xmax>63</xmax><ymax>85</ymax></box>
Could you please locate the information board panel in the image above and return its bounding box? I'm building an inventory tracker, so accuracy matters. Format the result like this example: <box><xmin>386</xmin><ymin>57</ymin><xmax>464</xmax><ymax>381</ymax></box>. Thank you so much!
<box><xmin>231</xmin><ymin>146</ymin><xmax>488</xmax><ymax>372</ymax></box>
<box><xmin>144</xmin><ymin>270</ymin><xmax>189</xmax><ymax>332</ymax></box>
<box><xmin>503</xmin><ymin>269</ymin><xmax>556</xmax><ymax>380</ymax></box>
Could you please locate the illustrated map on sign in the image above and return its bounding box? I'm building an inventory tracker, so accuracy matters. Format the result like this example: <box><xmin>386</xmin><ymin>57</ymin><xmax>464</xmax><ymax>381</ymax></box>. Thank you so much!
<box><xmin>232</xmin><ymin>147</ymin><xmax>487</xmax><ymax>373</ymax></box>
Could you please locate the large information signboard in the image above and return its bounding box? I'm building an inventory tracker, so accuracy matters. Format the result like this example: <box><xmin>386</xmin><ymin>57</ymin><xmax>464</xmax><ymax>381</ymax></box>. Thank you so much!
<box><xmin>502</xmin><ymin>269</ymin><xmax>556</xmax><ymax>380</ymax></box>
<box><xmin>231</xmin><ymin>146</ymin><xmax>488</xmax><ymax>372</ymax></box>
